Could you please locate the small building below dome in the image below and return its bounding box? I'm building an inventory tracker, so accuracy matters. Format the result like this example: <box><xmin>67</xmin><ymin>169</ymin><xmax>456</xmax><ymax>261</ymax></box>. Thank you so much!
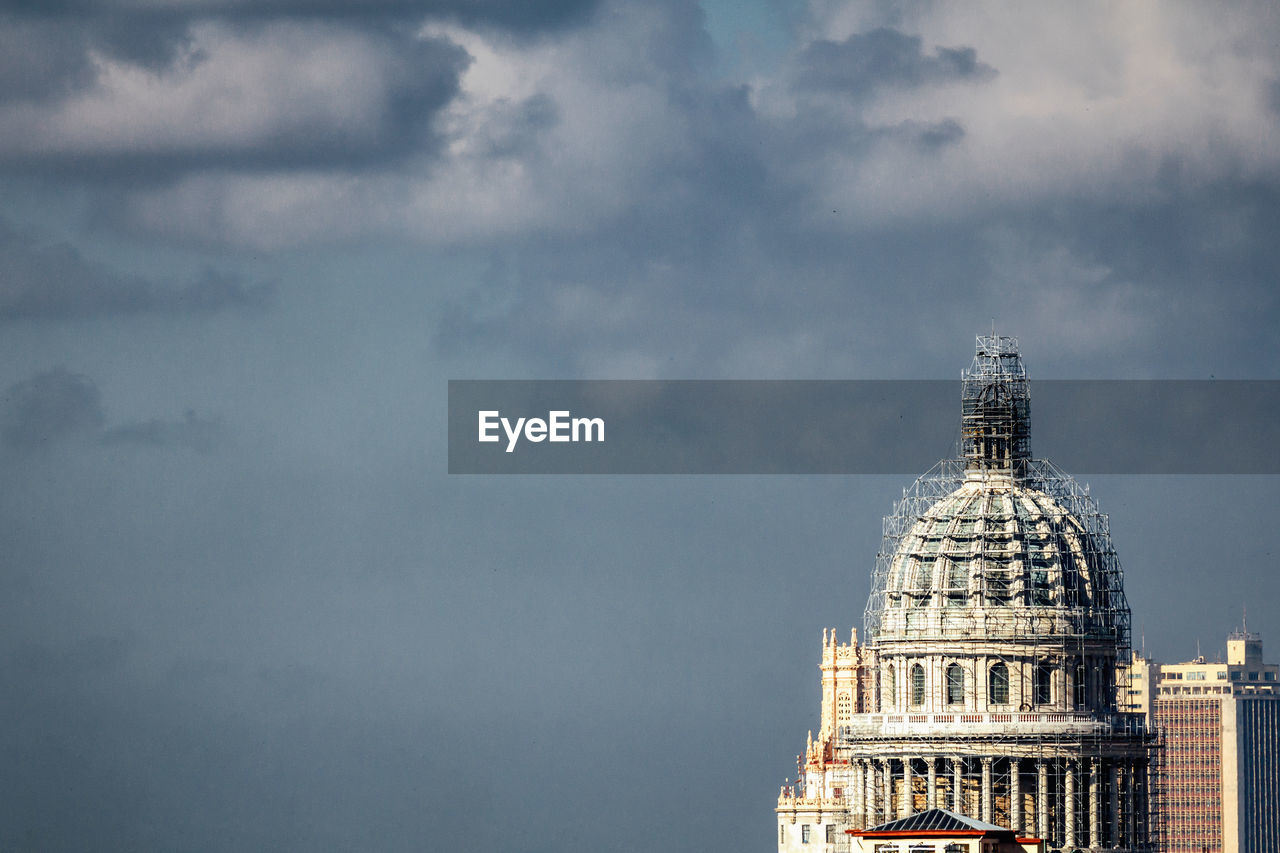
<box><xmin>845</xmin><ymin>808</ymin><xmax>1045</xmax><ymax>853</ymax></box>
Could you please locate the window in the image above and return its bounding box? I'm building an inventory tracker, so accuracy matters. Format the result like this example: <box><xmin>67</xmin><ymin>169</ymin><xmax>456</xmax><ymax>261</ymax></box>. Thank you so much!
<box><xmin>911</xmin><ymin>664</ymin><xmax>926</xmax><ymax>706</ymax></box>
<box><xmin>826</xmin><ymin>824</ymin><xmax>836</xmax><ymax>843</ymax></box>
<box><xmin>887</xmin><ymin>665</ymin><xmax>896</xmax><ymax>706</ymax></box>
<box><xmin>1217</xmin><ymin>671</ymin><xmax>1228</xmax><ymax>680</ymax></box>
<box><xmin>1030</xmin><ymin>570</ymin><xmax>1051</xmax><ymax>605</ymax></box>
<box><xmin>989</xmin><ymin>662</ymin><xmax>1009</xmax><ymax>705</ymax></box>
<box><xmin>1231</xmin><ymin>671</ymin><xmax>1242</xmax><ymax>681</ymax></box>
<box><xmin>779</xmin><ymin>824</ymin><xmax>785</xmax><ymax>845</ymax></box>
<box><xmin>801</xmin><ymin>824</ymin><xmax>811</xmax><ymax>844</ymax></box>
<box><xmin>1075</xmin><ymin>662</ymin><xmax>1087</xmax><ymax>707</ymax></box>
<box><xmin>947</xmin><ymin>663</ymin><xmax>965</xmax><ymax>705</ymax></box>
<box><xmin>917</xmin><ymin>558</ymin><xmax>935</xmax><ymax>588</ymax></box>
<box><xmin>1267</xmin><ymin>672</ymin><xmax>1276</xmax><ymax>681</ymax></box>
<box><xmin>1034</xmin><ymin>663</ymin><xmax>1053</xmax><ymax>705</ymax></box>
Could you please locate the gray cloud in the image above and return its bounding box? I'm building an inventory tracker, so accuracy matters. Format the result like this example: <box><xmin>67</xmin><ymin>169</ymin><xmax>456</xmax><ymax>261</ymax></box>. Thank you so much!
<box><xmin>875</xmin><ymin>116</ymin><xmax>966</xmax><ymax>151</ymax></box>
<box><xmin>797</xmin><ymin>27</ymin><xmax>996</xmax><ymax>99</ymax></box>
<box><xmin>1</xmin><ymin>366</ymin><xmax>105</xmax><ymax>449</ymax></box>
<box><xmin>0</xmin><ymin>0</ymin><xmax>600</xmax><ymax>178</ymax></box>
<box><xmin>0</xmin><ymin>219</ymin><xmax>271</xmax><ymax>321</ymax></box>
<box><xmin>0</xmin><ymin>19</ymin><xmax>97</xmax><ymax>101</ymax></box>
<box><xmin>101</xmin><ymin>409</ymin><xmax>226</xmax><ymax>452</ymax></box>
<box><xmin>0</xmin><ymin>0</ymin><xmax>601</xmax><ymax>31</ymax></box>
<box><xmin>3</xmin><ymin>366</ymin><xmax>228</xmax><ymax>453</ymax></box>
<box><xmin>0</xmin><ymin>24</ymin><xmax>471</xmax><ymax>177</ymax></box>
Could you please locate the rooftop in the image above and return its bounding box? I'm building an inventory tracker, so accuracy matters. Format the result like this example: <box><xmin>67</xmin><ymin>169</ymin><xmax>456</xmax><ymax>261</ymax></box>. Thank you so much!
<box><xmin>857</xmin><ymin>807</ymin><xmax>1016</xmax><ymax>836</ymax></box>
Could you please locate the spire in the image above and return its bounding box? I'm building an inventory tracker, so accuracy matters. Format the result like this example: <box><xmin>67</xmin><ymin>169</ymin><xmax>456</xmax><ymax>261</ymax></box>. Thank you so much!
<box><xmin>961</xmin><ymin>334</ymin><xmax>1030</xmax><ymax>473</ymax></box>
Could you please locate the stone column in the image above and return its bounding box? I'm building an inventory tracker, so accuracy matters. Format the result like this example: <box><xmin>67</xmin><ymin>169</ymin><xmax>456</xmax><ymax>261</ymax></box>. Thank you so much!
<box><xmin>1109</xmin><ymin>762</ymin><xmax>1120</xmax><ymax>848</ymax></box>
<box><xmin>981</xmin><ymin>757</ymin><xmax>993</xmax><ymax>823</ymax></box>
<box><xmin>1125</xmin><ymin>761</ymin><xmax>1137</xmax><ymax>848</ymax></box>
<box><xmin>852</xmin><ymin>760</ymin><xmax>864</xmax><ymax>830</ymax></box>
<box><xmin>1010</xmin><ymin>758</ymin><xmax>1022</xmax><ymax>835</ymax></box>
<box><xmin>952</xmin><ymin>757</ymin><xmax>963</xmax><ymax>812</ymax></box>
<box><xmin>1036</xmin><ymin>759</ymin><xmax>1049</xmax><ymax>843</ymax></box>
<box><xmin>901</xmin><ymin>756</ymin><xmax>914</xmax><ymax>817</ymax></box>
<box><xmin>1088</xmin><ymin>758</ymin><xmax>1100</xmax><ymax>849</ymax></box>
<box><xmin>865</xmin><ymin>760</ymin><xmax>876</xmax><ymax>829</ymax></box>
<box><xmin>1064</xmin><ymin>759</ymin><xmax>1077</xmax><ymax>850</ymax></box>
<box><xmin>926</xmin><ymin>757</ymin><xmax>938</xmax><ymax>811</ymax></box>
<box><xmin>881</xmin><ymin>759</ymin><xmax>892</xmax><ymax>822</ymax></box>
<box><xmin>1137</xmin><ymin>759</ymin><xmax>1150</xmax><ymax>846</ymax></box>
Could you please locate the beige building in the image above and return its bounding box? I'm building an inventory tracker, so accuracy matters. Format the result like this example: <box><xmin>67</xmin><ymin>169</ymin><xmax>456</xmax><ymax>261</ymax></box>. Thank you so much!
<box><xmin>1118</xmin><ymin>632</ymin><xmax>1280</xmax><ymax>852</ymax></box>
<box><xmin>777</xmin><ymin>337</ymin><xmax>1156</xmax><ymax>853</ymax></box>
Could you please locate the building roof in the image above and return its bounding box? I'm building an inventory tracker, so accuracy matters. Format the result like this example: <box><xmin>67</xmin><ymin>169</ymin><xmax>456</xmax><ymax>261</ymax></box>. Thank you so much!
<box><xmin>864</xmin><ymin>808</ymin><xmax>1011</xmax><ymax>835</ymax></box>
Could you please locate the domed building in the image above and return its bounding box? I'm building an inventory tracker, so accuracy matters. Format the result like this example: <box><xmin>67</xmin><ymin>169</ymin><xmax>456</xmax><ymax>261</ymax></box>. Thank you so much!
<box><xmin>777</xmin><ymin>336</ymin><xmax>1156</xmax><ymax>852</ymax></box>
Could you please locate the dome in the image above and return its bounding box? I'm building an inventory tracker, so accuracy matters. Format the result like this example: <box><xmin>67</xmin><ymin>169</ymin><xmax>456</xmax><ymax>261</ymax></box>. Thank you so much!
<box><xmin>862</xmin><ymin>335</ymin><xmax>1130</xmax><ymax>649</ymax></box>
<box><xmin>870</xmin><ymin>468</ymin><xmax>1124</xmax><ymax>643</ymax></box>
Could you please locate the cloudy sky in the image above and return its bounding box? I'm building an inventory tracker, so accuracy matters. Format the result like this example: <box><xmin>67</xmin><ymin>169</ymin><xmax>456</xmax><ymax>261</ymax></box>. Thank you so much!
<box><xmin>1</xmin><ymin>1</ymin><xmax>1279</xmax><ymax>850</ymax></box>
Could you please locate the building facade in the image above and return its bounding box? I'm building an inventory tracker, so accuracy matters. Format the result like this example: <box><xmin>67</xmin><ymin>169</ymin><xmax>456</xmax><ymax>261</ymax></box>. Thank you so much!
<box><xmin>1119</xmin><ymin>632</ymin><xmax>1280</xmax><ymax>852</ymax></box>
<box><xmin>777</xmin><ymin>336</ymin><xmax>1156</xmax><ymax>852</ymax></box>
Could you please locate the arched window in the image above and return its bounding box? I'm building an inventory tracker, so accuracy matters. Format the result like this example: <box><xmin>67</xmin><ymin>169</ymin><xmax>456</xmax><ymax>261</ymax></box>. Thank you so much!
<box><xmin>886</xmin><ymin>665</ymin><xmax>896</xmax><ymax>707</ymax></box>
<box><xmin>1034</xmin><ymin>662</ymin><xmax>1054</xmax><ymax>705</ymax></box>
<box><xmin>911</xmin><ymin>664</ymin><xmax>925</xmax><ymax>706</ymax></box>
<box><xmin>946</xmin><ymin>663</ymin><xmax>965</xmax><ymax>705</ymax></box>
<box><xmin>989</xmin><ymin>662</ymin><xmax>1010</xmax><ymax>705</ymax></box>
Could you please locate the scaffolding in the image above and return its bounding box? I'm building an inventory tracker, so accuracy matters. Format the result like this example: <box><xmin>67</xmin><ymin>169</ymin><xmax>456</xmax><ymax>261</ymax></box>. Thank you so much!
<box><xmin>779</xmin><ymin>336</ymin><xmax>1157</xmax><ymax>853</ymax></box>
<box><xmin>864</xmin><ymin>335</ymin><xmax>1130</xmax><ymax>649</ymax></box>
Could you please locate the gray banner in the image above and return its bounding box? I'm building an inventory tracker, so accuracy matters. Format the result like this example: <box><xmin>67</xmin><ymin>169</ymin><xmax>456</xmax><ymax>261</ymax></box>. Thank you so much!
<box><xmin>447</xmin><ymin>380</ymin><xmax>1280</xmax><ymax>474</ymax></box>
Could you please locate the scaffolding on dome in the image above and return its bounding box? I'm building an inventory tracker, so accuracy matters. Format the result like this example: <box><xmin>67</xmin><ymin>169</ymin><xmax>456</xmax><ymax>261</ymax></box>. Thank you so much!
<box><xmin>778</xmin><ymin>335</ymin><xmax>1157</xmax><ymax>853</ymax></box>
<box><xmin>862</xmin><ymin>456</ymin><xmax>1133</xmax><ymax>650</ymax></box>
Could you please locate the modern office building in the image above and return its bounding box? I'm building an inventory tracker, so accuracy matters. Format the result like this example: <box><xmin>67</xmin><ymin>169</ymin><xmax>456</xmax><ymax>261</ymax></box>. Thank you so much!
<box><xmin>776</xmin><ymin>336</ymin><xmax>1156</xmax><ymax>852</ymax></box>
<box><xmin>1119</xmin><ymin>632</ymin><xmax>1280</xmax><ymax>852</ymax></box>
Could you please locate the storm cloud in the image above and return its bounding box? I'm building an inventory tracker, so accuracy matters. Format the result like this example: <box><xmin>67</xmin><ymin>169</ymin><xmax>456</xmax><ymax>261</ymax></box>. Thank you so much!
<box><xmin>2</xmin><ymin>366</ymin><xmax>228</xmax><ymax>452</ymax></box>
<box><xmin>1</xmin><ymin>365</ymin><xmax>105</xmax><ymax>448</ymax></box>
<box><xmin>0</xmin><ymin>218</ymin><xmax>271</xmax><ymax>320</ymax></box>
<box><xmin>797</xmin><ymin>27</ymin><xmax>995</xmax><ymax>98</ymax></box>
<box><xmin>0</xmin><ymin>23</ymin><xmax>471</xmax><ymax>175</ymax></box>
